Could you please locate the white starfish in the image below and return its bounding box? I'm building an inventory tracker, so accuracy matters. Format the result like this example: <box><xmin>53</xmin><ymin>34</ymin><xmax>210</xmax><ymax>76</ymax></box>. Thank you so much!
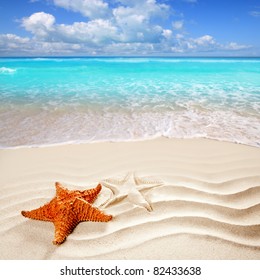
<box><xmin>100</xmin><ymin>173</ymin><xmax>163</xmax><ymax>211</ymax></box>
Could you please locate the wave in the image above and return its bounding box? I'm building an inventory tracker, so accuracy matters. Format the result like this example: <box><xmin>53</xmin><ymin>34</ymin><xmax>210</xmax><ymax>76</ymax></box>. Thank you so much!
<box><xmin>29</xmin><ymin>57</ymin><xmax>260</xmax><ymax>63</ymax></box>
<box><xmin>0</xmin><ymin>67</ymin><xmax>16</xmax><ymax>74</ymax></box>
<box><xmin>1</xmin><ymin>101</ymin><xmax>259</xmax><ymax>149</ymax></box>
<box><xmin>0</xmin><ymin>56</ymin><xmax>259</xmax><ymax>149</ymax></box>
<box><xmin>153</xmin><ymin>58</ymin><xmax>260</xmax><ymax>63</ymax></box>
<box><xmin>0</xmin><ymin>134</ymin><xmax>260</xmax><ymax>150</ymax></box>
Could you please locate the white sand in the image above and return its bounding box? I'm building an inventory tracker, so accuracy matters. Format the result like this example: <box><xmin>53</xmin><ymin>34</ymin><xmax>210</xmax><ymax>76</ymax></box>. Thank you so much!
<box><xmin>0</xmin><ymin>138</ymin><xmax>259</xmax><ymax>259</ymax></box>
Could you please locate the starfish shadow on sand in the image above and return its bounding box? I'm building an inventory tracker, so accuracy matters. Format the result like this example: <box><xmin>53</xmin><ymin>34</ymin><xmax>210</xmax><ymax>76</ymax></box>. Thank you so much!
<box><xmin>100</xmin><ymin>172</ymin><xmax>164</xmax><ymax>212</ymax></box>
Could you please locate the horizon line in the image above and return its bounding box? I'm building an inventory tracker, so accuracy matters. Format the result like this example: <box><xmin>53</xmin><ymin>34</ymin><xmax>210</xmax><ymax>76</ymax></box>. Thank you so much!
<box><xmin>1</xmin><ymin>55</ymin><xmax>260</xmax><ymax>59</ymax></box>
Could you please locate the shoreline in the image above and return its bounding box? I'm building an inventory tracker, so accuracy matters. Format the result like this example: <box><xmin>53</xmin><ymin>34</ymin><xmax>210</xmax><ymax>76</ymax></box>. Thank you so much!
<box><xmin>1</xmin><ymin>135</ymin><xmax>260</xmax><ymax>150</ymax></box>
<box><xmin>1</xmin><ymin>137</ymin><xmax>259</xmax><ymax>259</ymax></box>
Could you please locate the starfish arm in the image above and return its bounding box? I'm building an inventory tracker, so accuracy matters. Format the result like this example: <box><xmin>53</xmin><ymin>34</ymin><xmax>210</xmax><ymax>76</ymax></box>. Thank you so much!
<box><xmin>100</xmin><ymin>181</ymin><xmax>119</xmax><ymax>195</ymax></box>
<box><xmin>136</xmin><ymin>183</ymin><xmax>164</xmax><ymax>192</ymax></box>
<box><xmin>73</xmin><ymin>198</ymin><xmax>112</xmax><ymax>222</ymax></box>
<box><xmin>128</xmin><ymin>190</ymin><xmax>153</xmax><ymax>212</ymax></box>
<box><xmin>134</xmin><ymin>174</ymin><xmax>164</xmax><ymax>191</ymax></box>
<box><xmin>55</xmin><ymin>182</ymin><xmax>69</xmax><ymax>197</ymax></box>
<box><xmin>101</xmin><ymin>173</ymin><xmax>159</xmax><ymax>212</ymax></box>
<box><xmin>21</xmin><ymin>202</ymin><xmax>55</xmax><ymax>221</ymax></box>
<box><xmin>102</xmin><ymin>195</ymin><xmax>126</xmax><ymax>208</ymax></box>
<box><xmin>82</xmin><ymin>183</ymin><xmax>102</xmax><ymax>203</ymax></box>
<box><xmin>53</xmin><ymin>217</ymin><xmax>79</xmax><ymax>245</ymax></box>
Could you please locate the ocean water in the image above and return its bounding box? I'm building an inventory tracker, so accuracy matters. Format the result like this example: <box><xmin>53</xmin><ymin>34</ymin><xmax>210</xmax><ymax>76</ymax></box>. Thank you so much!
<box><xmin>0</xmin><ymin>57</ymin><xmax>259</xmax><ymax>148</ymax></box>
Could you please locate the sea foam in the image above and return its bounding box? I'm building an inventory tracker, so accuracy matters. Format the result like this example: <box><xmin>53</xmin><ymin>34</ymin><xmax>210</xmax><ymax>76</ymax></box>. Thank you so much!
<box><xmin>0</xmin><ymin>67</ymin><xmax>16</xmax><ymax>74</ymax></box>
<box><xmin>0</xmin><ymin>57</ymin><xmax>259</xmax><ymax>148</ymax></box>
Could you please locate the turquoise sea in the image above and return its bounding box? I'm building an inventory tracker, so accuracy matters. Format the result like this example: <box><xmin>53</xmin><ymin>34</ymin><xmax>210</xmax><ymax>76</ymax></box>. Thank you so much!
<box><xmin>0</xmin><ymin>57</ymin><xmax>259</xmax><ymax>148</ymax></box>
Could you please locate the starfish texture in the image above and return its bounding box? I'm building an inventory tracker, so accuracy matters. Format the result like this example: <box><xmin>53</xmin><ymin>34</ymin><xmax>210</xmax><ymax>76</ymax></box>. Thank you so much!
<box><xmin>21</xmin><ymin>182</ymin><xmax>112</xmax><ymax>245</ymax></box>
<box><xmin>101</xmin><ymin>173</ymin><xmax>163</xmax><ymax>212</ymax></box>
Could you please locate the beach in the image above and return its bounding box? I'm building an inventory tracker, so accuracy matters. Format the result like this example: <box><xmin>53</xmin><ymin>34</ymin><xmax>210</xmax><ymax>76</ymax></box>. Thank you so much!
<box><xmin>1</xmin><ymin>137</ymin><xmax>259</xmax><ymax>260</ymax></box>
<box><xmin>1</xmin><ymin>58</ymin><xmax>260</xmax><ymax>149</ymax></box>
<box><xmin>1</xmin><ymin>1</ymin><xmax>260</xmax><ymax>277</ymax></box>
<box><xmin>0</xmin><ymin>57</ymin><xmax>259</xmax><ymax>260</ymax></box>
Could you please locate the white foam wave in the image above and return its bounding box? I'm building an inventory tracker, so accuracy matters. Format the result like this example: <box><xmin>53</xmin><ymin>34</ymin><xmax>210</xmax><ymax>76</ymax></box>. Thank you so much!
<box><xmin>90</xmin><ymin>58</ymin><xmax>260</xmax><ymax>64</ymax></box>
<box><xmin>0</xmin><ymin>67</ymin><xmax>16</xmax><ymax>74</ymax></box>
<box><xmin>154</xmin><ymin>58</ymin><xmax>260</xmax><ymax>63</ymax></box>
<box><xmin>92</xmin><ymin>58</ymin><xmax>151</xmax><ymax>63</ymax></box>
<box><xmin>32</xmin><ymin>58</ymin><xmax>63</xmax><ymax>62</ymax></box>
<box><xmin>1</xmin><ymin>109</ymin><xmax>259</xmax><ymax>149</ymax></box>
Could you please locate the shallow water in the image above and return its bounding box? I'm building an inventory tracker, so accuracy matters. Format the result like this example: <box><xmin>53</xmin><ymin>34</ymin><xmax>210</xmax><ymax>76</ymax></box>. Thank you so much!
<box><xmin>0</xmin><ymin>57</ymin><xmax>259</xmax><ymax>148</ymax></box>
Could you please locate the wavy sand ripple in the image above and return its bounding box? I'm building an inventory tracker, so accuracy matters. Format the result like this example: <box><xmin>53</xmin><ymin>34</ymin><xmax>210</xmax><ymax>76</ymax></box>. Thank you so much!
<box><xmin>0</xmin><ymin>138</ymin><xmax>259</xmax><ymax>259</ymax></box>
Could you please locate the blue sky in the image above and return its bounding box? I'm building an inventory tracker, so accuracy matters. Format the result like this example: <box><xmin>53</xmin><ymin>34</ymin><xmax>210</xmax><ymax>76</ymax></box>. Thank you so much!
<box><xmin>0</xmin><ymin>0</ymin><xmax>259</xmax><ymax>56</ymax></box>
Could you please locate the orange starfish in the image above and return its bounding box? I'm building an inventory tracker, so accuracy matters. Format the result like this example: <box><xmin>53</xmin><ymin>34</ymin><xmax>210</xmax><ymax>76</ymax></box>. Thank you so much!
<box><xmin>21</xmin><ymin>182</ymin><xmax>112</xmax><ymax>245</ymax></box>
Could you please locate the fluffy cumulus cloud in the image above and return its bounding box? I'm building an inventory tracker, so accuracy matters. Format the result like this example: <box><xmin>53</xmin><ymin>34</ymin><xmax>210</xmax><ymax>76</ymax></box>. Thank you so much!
<box><xmin>53</xmin><ymin>0</ymin><xmax>110</xmax><ymax>19</ymax></box>
<box><xmin>22</xmin><ymin>12</ymin><xmax>56</xmax><ymax>37</ymax></box>
<box><xmin>20</xmin><ymin>0</ymin><xmax>169</xmax><ymax>46</ymax></box>
<box><xmin>193</xmin><ymin>35</ymin><xmax>215</xmax><ymax>46</ymax></box>
<box><xmin>0</xmin><ymin>33</ymin><xmax>86</xmax><ymax>56</ymax></box>
<box><xmin>56</xmin><ymin>19</ymin><xmax>119</xmax><ymax>44</ymax></box>
<box><xmin>0</xmin><ymin>0</ymin><xmax>252</xmax><ymax>56</ymax></box>
<box><xmin>162</xmin><ymin>29</ymin><xmax>172</xmax><ymax>40</ymax></box>
<box><xmin>0</xmin><ymin>34</ymin><xmax>30</xmax><ymax>54</ymax></box>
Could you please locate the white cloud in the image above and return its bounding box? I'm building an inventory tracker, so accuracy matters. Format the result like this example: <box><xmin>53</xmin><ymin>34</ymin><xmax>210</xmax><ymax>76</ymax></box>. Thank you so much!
<box><xmin>0</xmin><ymin>1</ymin><xmax>254</xmax><ymax>56</ymax></box>
<box><xmin>31</xmin><ymin>41</ymin><xmax>82</xmax><ymax>54</ymax></box>
<box><xmin>22</xmin><ymin>12</ymin><xmax>55</xmax><ymax>37</ymax></box>
<box><xmin>193</xmin><ymin>35</ymin><xmax>215</xmax><ymax>46</ymax></box>
<box><xmin>249</xmin><ymin>11</ymin><xmax>260</xmax><ymax>17</ymax></box>
<box><xmin>0</xmin><ymin>33</ymin><xmax>32</xmax><ymax>54</ymax></box>
<box><xmin>116</xmin><ymin>0</ymin><xmax>165</xmax><ymax>8</ymax></box>
<box><xmin>112</xmin><ymin>0</ymin><xmax>169</xmax><ymax>43</ymax></box>
<box><xmin>112</xmin><ymin>1</ymin><xmax>169</xmax><ymax>26</ymax></box>
<box><xmin>112</xmin><ymin>5</ymin><xmax>164</xmax><ymax>43</ymax></box>
<box><xmin>0</xmin><ymin>30</ymin><xmax>252</xmax><ymax>56</ymax></box>
<box><xmin>169</xmin><ymin>34</ymin><xmax>251</xmax><ymax>54</ymax></box>
<box><xmin>116</xmin><ymin>0</ymin><xmax>144</xmax><ymax>5</ymax></box>
<box><xmin>0</xmin><ymin>33</ymin><xmax>90</xmax><ymax>55</ymax></box>
<box><xmin>162</xmin><ymin>29</ymin><xmax>172</xmax><ymax>39</ymax></box>
<box><xmin>176</xmin><ymin>33</ymin><xmax>184</xmax><ymax>39</ymax></box>
<box><xmin>224</xmin><ymin>42</ymin><xmax>250</xmax><ymax>51</ymax></box>
<box><xmin>21</xmin><ymin>12</ymin><xmax>119</xmax><ymax>44</ymax></box>
<box><xmin>46</xmin><ymin>0</ymin><xmax>169</xmax><ymax>44</ymax></box>
<box><xmin>0</xmin><ymin>34</ymin><xmax>30</xmax><ymax>44</ymax></box>
<box><xmin>182</xmin><ymin>0</ymin><xmax>197</xmax><ymax>3</ymax></box>
<box><xmin>113</xmin><ymin>6</ymin><xmax>146</xmax><ymax>29</ymax></box>
<box><xmin>56</xmin><ymin>19</ymin><xmax>119</xmax><ymax>44</ymax></box>
<box><xmin>104</xmin><ymin>42</ymin><xmax>155</xmax><ymax>55</ymax></box>
<box><xmin>0</xmin><ymin>34</ymin><xmax>30</xmax><ymax>54</ymax></box>
<box><xmin>172</xmin><ymin>20</ymin><xmax>184</xmax><ymax>30</ymax></box>
<box><xmin>53</xmin><ymin>0</ymin><xmax>110</xmax><ymax>19</ymax></box>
